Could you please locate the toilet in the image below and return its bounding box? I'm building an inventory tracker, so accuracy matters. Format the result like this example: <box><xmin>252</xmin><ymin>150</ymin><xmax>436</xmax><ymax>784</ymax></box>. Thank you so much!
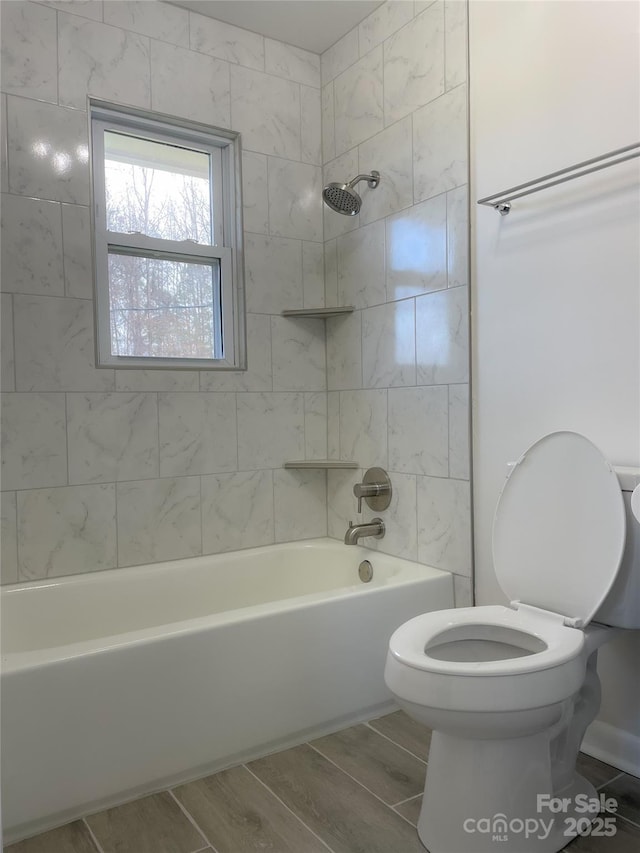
<box><xmin>384</xmin><ymin>431</ymin><xmax>640</xmax><ymax>853</ymax></box>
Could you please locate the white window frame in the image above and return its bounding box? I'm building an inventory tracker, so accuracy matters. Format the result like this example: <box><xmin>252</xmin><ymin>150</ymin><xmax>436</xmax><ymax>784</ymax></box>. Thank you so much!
<box><xmin>90</xmin><ymin>100</ymin><xmax>246</xmax><ymax>370</ymax></box>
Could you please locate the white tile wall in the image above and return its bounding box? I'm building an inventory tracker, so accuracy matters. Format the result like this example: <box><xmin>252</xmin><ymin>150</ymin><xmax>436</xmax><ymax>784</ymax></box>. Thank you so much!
<box><xmin>1</xmin><ymin>0</ymin><xmax>470</xmax><ymax>593</ymax></box>
<box><xmin>324</xmin><ymin>0</ymin><xmax>471</xmax><ymax>587</ymax></box>
<box><xmin>1</xmin><ymin>0</ymin><xmax>327</xmax><ymax>582</ymax></box>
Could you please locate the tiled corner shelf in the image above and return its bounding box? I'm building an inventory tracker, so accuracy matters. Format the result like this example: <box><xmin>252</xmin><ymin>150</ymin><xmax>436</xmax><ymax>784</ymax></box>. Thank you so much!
<box><xmin>283</xmin><ymin>460</ymin><xmax>358</xmax><ymax>469</ymax></box>
<box><xmin>281</xmin><ymin>306</ymin><xmax>354</xmax><ymax>318</ymax></box>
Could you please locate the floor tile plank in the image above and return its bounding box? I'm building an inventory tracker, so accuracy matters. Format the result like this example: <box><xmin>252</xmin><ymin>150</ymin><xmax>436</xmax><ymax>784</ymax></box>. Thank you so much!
<box><xmin>566</xmin><ymin>814</ymin><xmax>640</xmax><ymax>852</ymax></box>
<box><xmin>393</xmin><ymin>795</ymin><xmax>422</xmax><ymax>827</ymax></box>
<box><xmin>85</xmin><ymin>791</ymin><xmax>206</xmax><ymax>853</ymax></box>
<box><xmin>310</xmin><ymin>724</ymin><xmax>426</xmax><ymax>805</ymax></box>
<box><xmin>248</xmin><ymin>743</ymin><xmax>425</xmax><ymax>853</ymax></box>
<box><xmin>173</xmin><ymin>764</ymin><xmax>330</xmax><ymax>853</ymax></box>
<box><xmin>368</xmin><ymin>710</ymin><xmax>432</xmax><ymax>761</ymax></box>
<box><xmin>600</xmin><ymin>773</ymin><xmax>640</xmax><ymax>826</ymax></box>
<box><xmin>577</xmin><ymin>753</ymin><xmax>624</xmax><ymax>789</ymax></box>
<box><xmin>4</xmin><ymin>822</ymin><xmax>98</xmax><ymax>853</ymax></box>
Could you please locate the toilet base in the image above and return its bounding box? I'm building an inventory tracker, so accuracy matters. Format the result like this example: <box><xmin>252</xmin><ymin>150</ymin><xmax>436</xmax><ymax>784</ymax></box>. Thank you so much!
<box><xmin>417</xmin><ymin>731</ymin><xmax>598</xmax><ymax>853</ymax></box>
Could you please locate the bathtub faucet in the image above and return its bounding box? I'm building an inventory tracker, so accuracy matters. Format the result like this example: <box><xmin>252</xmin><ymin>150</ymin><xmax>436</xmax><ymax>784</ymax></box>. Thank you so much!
<box><xmin>344</xmin><ymin>518</ymin><xmax>385</xmax><ymax>545</ymax></box>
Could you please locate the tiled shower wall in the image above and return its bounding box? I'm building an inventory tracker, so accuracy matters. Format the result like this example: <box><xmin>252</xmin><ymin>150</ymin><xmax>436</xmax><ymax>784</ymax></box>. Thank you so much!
<box><xmin>0</xmin><ymin>0</ymin><xmax>329</xmax><ymax>582</ymax></box>
<box><xmin>320</xmin><ymin>1</ymin><xmax>472</xmax><ymax>605</ymax></box>
<box><xmin>0</xmin><ymin>0</ymin><xmax>471</xmax><ymax>596</ymax></box>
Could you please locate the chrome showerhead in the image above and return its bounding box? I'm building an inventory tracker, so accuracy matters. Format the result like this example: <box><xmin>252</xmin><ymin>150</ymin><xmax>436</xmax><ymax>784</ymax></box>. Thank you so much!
<box><xmin>322</xmin><ymin>171</ymin><xmax>380</xmax><ymax>215</ymax></box>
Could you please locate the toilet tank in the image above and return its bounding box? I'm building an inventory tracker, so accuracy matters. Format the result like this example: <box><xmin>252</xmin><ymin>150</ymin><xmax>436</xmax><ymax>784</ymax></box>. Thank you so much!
<box><xmin>594</xmin><ymin>467</ymin><xmax>640</xmax><ymax>628</ymax></box>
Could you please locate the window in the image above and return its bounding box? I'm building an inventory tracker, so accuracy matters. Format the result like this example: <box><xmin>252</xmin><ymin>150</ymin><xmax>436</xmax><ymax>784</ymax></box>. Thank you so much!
<box><xmin>90</xmin><ymin>101</ymin><xmax>245</xmax><ymax>369</ymax></box>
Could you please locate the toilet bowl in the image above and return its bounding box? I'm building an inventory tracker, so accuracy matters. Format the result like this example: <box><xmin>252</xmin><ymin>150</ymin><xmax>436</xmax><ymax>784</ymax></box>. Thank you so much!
<box><xmin>385</xmin><ymin>431</ymin><xmax>640</xmax><ymax>853</ymax></box>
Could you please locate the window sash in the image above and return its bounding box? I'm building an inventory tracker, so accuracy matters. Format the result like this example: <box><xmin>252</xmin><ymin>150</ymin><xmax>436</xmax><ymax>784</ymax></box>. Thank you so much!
<box><xmin>90</xmin><ymin>102</ymin><xmax>244</xmax><ymax>370</ymax></box>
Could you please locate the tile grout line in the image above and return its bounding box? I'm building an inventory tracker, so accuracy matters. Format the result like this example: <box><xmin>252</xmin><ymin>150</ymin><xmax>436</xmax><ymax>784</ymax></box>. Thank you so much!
<box><xmin>364</xmin><ymin>720</ymin><xmax>428</xmax><ymax>765</ymax></box>
<box><xmin>166</xmin><ymin>788</ymin><xmax>220</xmax><ymax>853</ymax></box>
<box><xmin>307</xmin><ymin>740</ymin><xmax>424</xmax><ymax>824</ymax></box>
<box><xmin>392</xmin><ymin>792</ymin><xmax>422</xmax><ymax>808</ymax></box>
<box><xmin>82</xmin><ymin>818</ymin><xmax>107</xmax><ymax>853</ymax></box>
<box><xmin>243</xmin><ymin>762</ymin><xmax>339</xmax><ymax>853</ymax></box>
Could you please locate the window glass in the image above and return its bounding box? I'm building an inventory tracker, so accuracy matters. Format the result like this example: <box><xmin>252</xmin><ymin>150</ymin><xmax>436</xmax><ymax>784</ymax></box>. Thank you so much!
<box><xmin>104</xmin><ymin>131</ymin><xmax>212</xmax><ymax>244</ymax></box>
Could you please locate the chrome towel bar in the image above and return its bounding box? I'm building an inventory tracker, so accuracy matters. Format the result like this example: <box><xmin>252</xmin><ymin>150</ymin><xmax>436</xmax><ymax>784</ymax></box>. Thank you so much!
<box><xmin>477</xmin><ymin>142</ymin><xmax>640</xmax><ymax>215</ymax></box>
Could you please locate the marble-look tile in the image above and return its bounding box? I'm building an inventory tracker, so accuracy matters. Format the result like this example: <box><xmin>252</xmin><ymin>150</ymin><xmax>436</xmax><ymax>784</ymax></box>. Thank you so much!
<box><xmin>366</xmin><ymin>472</ymin><xmax>418</xmax><ymax>561</ymax></box>
<box><xmin>358</xmin><ymin>116</ymin><xmax>413</xmax><ymax>224</ymax></box>
<box><xmin>327</xmin><ymin>391</ymin><xmax>340</xmax><ymax>459</ymax></box>
<box><xmin>115</xmin><ymin>370</ymin><xmax>199</xmax><ymax>392</ymax></box>
<box><xmin>416</xmin><ymin>285</ymin><xmax>469</xmax><ymax>385</ymax></box>
<box><xmin>301</xmin><ymin>85</ymin><xmax>322</xmax><ymax>166</ymax></box>
<box><xmin>61</xmin><ymin>204</ymin><xmax>93</xmax><ymax>299</ymax></box>
<box><xmin>104</xmin><ymin>0</ymin><xmax>189</xmax><ymax>47</ymax></box>
<box><xmin>415</xmin><ymin>0</ymin><xmax>439</xmax><ymax>12</ymax></box>
<box><xmin>324</xmin><ymin>239</ymin><xmax>338</xmax><ymax>307</ymax></box>
<box><xmin>302</xmin><ymin>241</ymin><xmax>325</xmax><ymax>308</ymax></box>
<box><xmin>446</xmin><ymin>184</ymin><xmax>469</xmax><ymax>288</ymax></box>
<box><xmin>201</xmin><ymin>313</ymin><xmax>272</xmax><ymax>392</ymax></box>
<box><xmin>334</xmin><ymin>47</ymin><xmax>384</xmax><ymax>156</ymax></box>
<box><xmin>386</xmin><ymin>194</ymin><xmax>447</xmax><ymax>300</ymax></box>
<box><xmin>323</xmin><ymin>148</ymin><xmax>360</xmax><ymax>241</ymax></box>
<box><xmin>117</xmin><ymin>476</ymin><xmax>202</xmax><ymax>567</ymax></box>
<box><xmin>265</xmin><ymin>39</ymin><xmax>321</xmax><ymax>88</ymax></box>
<box><xmin>67</xmin><ymin>392</ymin><xmax>159</xmax><ymax>484</ymax></box>
<box><xmin>267</xmin><ymin>158</ymin><xmax>323</xmax><ymax>242</ymax></box>
<box><xmin>1</xmin><ymin>194</ymin><xmax>64</xmax><ymax>295</ymax></box>
<box><xmin>58</xmin><ymin>13</ymin><xmax>150</xmax><ymax>110</ymax></box>
<box><xmin>449</xmin><ymin>383</ymin><xmax>469</xmax><ymax>480</ymax></box>
<box><xmin>445</xmin><ymin>0</ymin><xmax>468</xmax><ymax>91</ymax></box>
<box><xmin>1</xmin><ymin>94</ymin><xmax>8</xmax><ymax>194</ymax></box>
<box><xmin>17</xmin><ymin>484</ymin><xmax>117</xmax><ymax>580</ymax></box>
<box><xmin>1</xmin><ymin>294</ymin><xmax>15</xmax><ymax>391</ymax></box>
<box><xmin>339</xmin><ymin>389</ymin><xmax>388</xmax><ymax>469</ymax></box>
<box><xmin>417</xmin><ymin>475</ymin><xmax>471</xmax><ymax>575</ymax></box>
<box><xmin>1</xmin><ymin>1</ymin><xmax>58</xmax><ymax>103</ymax></box>
<box><xmin>321</xmin><ymin>83</ymin><xmax>335</xmax><ymax>165</ymax></box>
<box><xmin>244</xmin><ymin>233</ymin><xmax>302</xmax><ymax>314</ymax></box>
<box><xmin>202</xmin><ymin>469</ymin><xmax>274</xmax><ymax>554</ymax></box>
<box><xmin>327</xmin><ymin>467</ymin><xmax>359</xmax><ymax>538</ymax></box>
<box><xmin>7</xmin><ymin>96</ymin><xmax>90</xmax><ymax>204</ymax></box>
<box><xmin>383</xmin><ymin>3</ymin><xmax>444</xmax><ymax>125</ymax></box>
<box><xmin>413</xmin><ymin>84</ymin><xmax>468</xmax><ymax>202</ymax></box>
<box><xmin>1</xmin><ymin>392</ymin><xmax>67</xmax><ymax>490</ymax></box>
<box><xmin>44</xmin><ymin>2</ymin><xmax>103</xmax><ymax>21</ymax></box>
<box><xmin>230</xmin><ymin>65</ymin><xmax>300</xmax><ymax>160</ymax></box>
<box><xmin>453</xmin><ymin>573</ymin><xmax>473</xmax><ymax>607</ymax></box>
<box><xmin>237</xmin><ymin>392</ymin><xmax>305</xmax><ymax>469</ymax></box>
<box><xmin>159</xmin><ymin>392</ymin><xmax>237</xmax><ymax>477</ymax></box>
<box><xmin>14</xmin><ymin>295</ymin><xmax>114</xmax><ymax>391</ymax></box>
<box><xmin>359</xmin><ymin>1</ymin><xmax>415</xmax><ymax>55</ymax></box>
<box><xmin>326</xmin><ymin>311</ymin><xmax>362</xmax><ymax>391</ymax></box>
<box><xmin>337</xmin><ymin>219</ymin><xmax>386</xmax><ymax>309</ymax></box>
<box><xmin>321</xmin><ymin>27</ymin><xmax>359</xmax><ymax>85</ymax></box>
<box><xmin>200</xmin><ymin>313</ymin><xmax>272</xmax><ymax>392</ymax></box>
<box><xmin>304</xmin><ymin>392</ymin><xmax>328</xmax><ymax>459</ymax></box>
<box><xmin>150</xmin><ymin>40</ymin><xmax>230</xmax><ymax>128</ymax></box>
<box><xmin>362</xmin><ymin>300</ymin><xmax>416</xmax><ymax>388</ymax></box>
<box><xmin>388</xmin><ymin>386</ymin><xmax>449</xmax><ymax>476</ymax></box>
<box><xmin>190</xmin><ymin>12</ymin><xmax>264</xmax><ymax>70</ymax></box>
<box><xmin>242</xmin><ymin>151</ymin><xmax>269</xmax><ymax>235</ymax></box>
<box><xmin>1</xmin><ymin>491</ymin><xmax>18</xmax><ymax>584</ymax></box>
<box><xmin>274</xmin><ymin>468</ymin><xmax>327</xmax><ymax>541</ymax></box>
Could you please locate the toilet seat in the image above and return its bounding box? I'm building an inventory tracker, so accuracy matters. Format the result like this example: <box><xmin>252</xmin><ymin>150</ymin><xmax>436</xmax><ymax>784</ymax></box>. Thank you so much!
<box><xmin>388</xmin><ymin>605</ymin><xmax>584</xmax><ymax>677</ymax></box>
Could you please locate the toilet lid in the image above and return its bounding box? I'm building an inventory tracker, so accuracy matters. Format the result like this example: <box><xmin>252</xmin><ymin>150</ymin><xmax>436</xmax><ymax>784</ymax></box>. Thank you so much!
<box><xmin>492</xmin><ymin>431</ymin><xmax>626</xmax><ymax>626</ymax></box>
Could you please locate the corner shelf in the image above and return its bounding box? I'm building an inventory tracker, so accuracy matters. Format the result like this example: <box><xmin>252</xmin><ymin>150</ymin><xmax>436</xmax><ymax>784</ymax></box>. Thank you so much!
<box><xmin>281</xmin><ymin>306</ymin><xmax>354</xmax><ymax>318</ymax></box>
<box><xmin>283</xmin><ymin>460</ymin><xmax>358</xmax><ymax>470</ymax></box>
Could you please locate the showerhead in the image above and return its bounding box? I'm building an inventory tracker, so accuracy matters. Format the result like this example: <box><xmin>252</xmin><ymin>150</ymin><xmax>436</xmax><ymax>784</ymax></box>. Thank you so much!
<box><xmin>322</xmin><ymin>171</ymin><xmax>380</xmax><ymax>215</ymax></box>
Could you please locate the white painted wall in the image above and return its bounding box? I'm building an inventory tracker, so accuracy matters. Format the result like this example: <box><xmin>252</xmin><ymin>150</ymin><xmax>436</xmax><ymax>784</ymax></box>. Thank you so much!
<box><xmin>470</xmin><ymin>0</ymin><xmax>640</xmax><ymax>771</ymax></box>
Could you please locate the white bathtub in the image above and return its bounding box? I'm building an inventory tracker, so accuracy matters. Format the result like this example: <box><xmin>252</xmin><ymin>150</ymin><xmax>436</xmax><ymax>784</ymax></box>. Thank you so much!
<box><xmin>1</xmin><ymin>538</ymin><xmax>453</xmax><ymax>842</ymax></box>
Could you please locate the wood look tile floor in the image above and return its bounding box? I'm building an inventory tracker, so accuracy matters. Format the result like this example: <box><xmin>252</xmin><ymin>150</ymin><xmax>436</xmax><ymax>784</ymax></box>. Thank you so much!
<box><xmin>5</xmin><ymin>711</ymin><xmax>640</xmax><ymax>853</ymax></box>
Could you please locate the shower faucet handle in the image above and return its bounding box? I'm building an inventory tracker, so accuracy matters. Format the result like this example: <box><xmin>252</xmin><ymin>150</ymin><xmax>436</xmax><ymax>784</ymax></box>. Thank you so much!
<box><xmin>353</xmin><ymin>467</ymin><xmax>392</xmax><ymax>513</ymax></box>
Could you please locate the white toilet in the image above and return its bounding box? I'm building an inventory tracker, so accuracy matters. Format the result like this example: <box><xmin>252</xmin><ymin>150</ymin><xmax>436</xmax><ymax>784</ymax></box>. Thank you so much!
<box><xmin>385</xmin><ymin>431</ymin><xmax>640</xmax><ymax>853</ymax></box>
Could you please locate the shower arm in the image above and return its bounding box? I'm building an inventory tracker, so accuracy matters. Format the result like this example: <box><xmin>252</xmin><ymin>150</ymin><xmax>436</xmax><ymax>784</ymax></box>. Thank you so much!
<box><xmin>348</xmin><ymin>172</ymin><xmax>381</xmax><ymax>190</ymax></box>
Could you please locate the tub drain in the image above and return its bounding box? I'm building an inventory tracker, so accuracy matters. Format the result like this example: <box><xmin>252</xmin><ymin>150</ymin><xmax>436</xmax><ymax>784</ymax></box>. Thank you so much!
<box><xmin>358</xmin><ymin>560</ymin><xmax>373</xmax><ymax>583</ymax></box>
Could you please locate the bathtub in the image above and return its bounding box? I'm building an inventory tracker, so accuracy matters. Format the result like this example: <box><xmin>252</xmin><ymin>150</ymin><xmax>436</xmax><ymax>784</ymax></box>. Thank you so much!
<box><xmin>1</xmin><ymin>538</ymin><xmax>453</xmax><ymax>842</ymax></box>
